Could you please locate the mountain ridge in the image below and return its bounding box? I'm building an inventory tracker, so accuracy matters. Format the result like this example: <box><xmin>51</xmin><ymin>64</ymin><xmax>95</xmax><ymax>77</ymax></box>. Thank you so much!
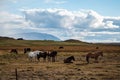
<box><xmin>10</xmin><ymin>32</ymin><xmax>61</xmax><ymax>41</ymax></box>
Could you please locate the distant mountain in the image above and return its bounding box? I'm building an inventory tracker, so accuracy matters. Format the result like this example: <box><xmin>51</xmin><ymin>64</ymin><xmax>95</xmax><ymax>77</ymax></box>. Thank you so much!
<box><xmin>10</xmin><ymin>32</ymin><xmax>61</xmax><ymax>41</ymax></box>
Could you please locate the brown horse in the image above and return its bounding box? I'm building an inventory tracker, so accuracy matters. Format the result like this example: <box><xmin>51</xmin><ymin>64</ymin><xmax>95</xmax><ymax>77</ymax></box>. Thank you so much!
<box><xmin>86</xmin><ymin>51</ymin><xmax>103</xmax><ymax>63</ymax></box>
<box><xmin>24</xmin><ymin>48</ymin><xmax>31</xmax><ymax>54</ymax></box>
<box><xmin>47</xmin><ymin>51</ymin><xmax>58</xmax><ymax>62</ymax></box>
<box><xmin>10</xmin><ymin>49</ymin><xmax>18</xmax><ymax>54</ymax></box>
<box><xmin>64</xmin><ymin>56</ymin><xmax>75</xmax><ymax>63</ymax></box>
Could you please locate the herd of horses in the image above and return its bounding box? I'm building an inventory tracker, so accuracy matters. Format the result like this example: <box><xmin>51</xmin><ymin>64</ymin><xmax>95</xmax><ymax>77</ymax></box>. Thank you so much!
<box><xmin>10</xmin><ymin>48</ymin><xmax>103</xmax><ymax>64</ymax></box>
<box><xmin>28</xmin><ymin>50</ymin><xmax>57</xmax><ymax>62</ymax></box>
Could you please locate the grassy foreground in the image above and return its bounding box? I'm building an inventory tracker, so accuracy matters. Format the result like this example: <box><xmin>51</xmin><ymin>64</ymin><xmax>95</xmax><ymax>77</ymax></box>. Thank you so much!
<box><xmin>0</xmin><ymin>51</ymin><xmax>120</xmax><ymax>80</ymax></box>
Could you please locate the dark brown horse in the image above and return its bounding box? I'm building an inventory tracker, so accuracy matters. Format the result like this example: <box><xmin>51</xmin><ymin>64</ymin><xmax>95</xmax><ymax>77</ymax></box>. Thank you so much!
<box><xmin>37</xmin><ymin>51</ymin><xmax>48</xmax><ymax>61</ymax></box>
<box><xmin>10</xmin><ymin>49</ymin><xmax>18</xmax><ymax>54</ymax></box>
<box><xmin>86</xmin><ymin>51</ymin><xmax>103</xmax><ymax>63</ymax></box>
<box><xmin>24</xmin><ymin>48</ymin><xmax>31</xmax><ymax>54</ymax></box>
<box><xmin>47</xmin><ymin>51</ymin><xmax>57</xmax><ymax>62</ymax></box>
<box><xmin>64</xmin><ymin>56</ymin><xmax>75</xmax><ymax>63</ymax></box>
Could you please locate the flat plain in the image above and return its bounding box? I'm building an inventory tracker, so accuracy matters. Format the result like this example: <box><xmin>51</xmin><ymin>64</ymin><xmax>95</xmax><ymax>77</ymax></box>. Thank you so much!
<box><xmin>0</xmin><ymin>40</ymin><xmax>120</xmax><ymax>80</ymax></box>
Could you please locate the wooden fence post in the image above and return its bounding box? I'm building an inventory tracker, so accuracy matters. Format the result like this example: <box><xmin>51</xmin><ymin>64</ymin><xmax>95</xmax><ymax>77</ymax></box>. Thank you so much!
<box><xmin>15</xmin><ymin>68</ymin><xmax>18</xmax><ymax>80</ymax></box>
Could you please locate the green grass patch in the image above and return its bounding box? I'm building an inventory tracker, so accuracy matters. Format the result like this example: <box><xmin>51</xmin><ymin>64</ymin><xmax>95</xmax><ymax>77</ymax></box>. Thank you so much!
<box><xmin>0</xmin><ymin>40</ymin><xmax>89</xmax><ymax>47</ymax></box>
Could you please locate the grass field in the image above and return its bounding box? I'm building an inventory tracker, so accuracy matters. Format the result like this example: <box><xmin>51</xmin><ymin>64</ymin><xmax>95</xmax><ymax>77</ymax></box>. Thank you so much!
<box><xmin>0</xmin><ymin>40</ymin><xmax>120</xmax><ymax>53</ymax></box>
<box><xmin>0</xmin><ymin>51</ymin><xmax>120</xmax><ymax>80</ymax></box>
<box><xmin>0</xmin><ymin>40</ymin><xmax>120</xmax><ymax>80</ymax></box>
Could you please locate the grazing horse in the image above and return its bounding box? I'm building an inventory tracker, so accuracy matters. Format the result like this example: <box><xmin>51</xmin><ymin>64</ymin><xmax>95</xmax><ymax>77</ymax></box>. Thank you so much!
<box><xmin>27</xmin><ymin>50</ymin><xmax>39</xmax><ymax>61</ymax></box>
<box><xmin>64</xmin><ymin>56</ymin><xmax>75</xmax><ymax>63</ymax></box>
<box><xmin>86</xmin><ymin>51</ymin><xmax>103</xmax><ymax>63</ymax></box>
<box><xmin>24</xmin><ymin>48</ymin><xmax>31</xmax><ymax>54</ymax></box>
<box><xmin>59</xmin><ymin>46</ymin><xmax>64</xmax><ymax>49</ymax></box>
<box><xmin>37</xmin><ymin>51</ymin><xmax>48</xmax><ymax>61</ymax></box>
<box><xmin>47</xmin><ymin>51</ymin><xmax>57</xmax><ymax>62</ymax></box>
<box><xmin>27</xmin><ymin>50</ymin><xmax>48</xmax><ymax>62</ymax></box>
<box><xmin>10</xmin><ymin>49</ymin><xmax>18</xmax><ymax>54</ymax></box>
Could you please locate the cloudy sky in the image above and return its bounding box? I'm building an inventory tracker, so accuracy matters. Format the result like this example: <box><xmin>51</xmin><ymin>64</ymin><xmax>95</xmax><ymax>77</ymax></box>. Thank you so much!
<box><xmin>0</xmin><ymin>0</ymin><xmax>120</xmax><ymax>42</ymax></box>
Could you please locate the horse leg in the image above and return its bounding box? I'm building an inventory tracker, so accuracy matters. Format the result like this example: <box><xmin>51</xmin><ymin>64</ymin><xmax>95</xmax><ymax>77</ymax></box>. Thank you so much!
<box><xmin>55</xmin><ymin>56</ymin><xmax>57</xmax><ymax>62</ymax></box>
<box><xmin>37</xmin><ymin>57</ymin><xmax>40</xmax><ymax>62</ymax></box>
<box><xmin>52</xmin><ymin>57</ymin><xmax>55</xmax><ymax>62</ymax></box>
<box><xmin>29</xmin><ymin>57</ymin><xmax>32</xmax><ymax>62</ymax></box>
<box><xmin>86</xmin><ymin>56</ymin><xmax>89</xmax><ymax>63</ymax></box>
<box><xmin>52</xmin><ymin>57</ymin><xmax>54</xmax><ymax>62</ymax></box>
<box><xmin>53</xmin><ymin>57</ymin><xmax>56</xmax><ymax>62</ymax></box>
<box><xmin>43</xmin><ymin>57</ymin><xmax>46</xmax><ymax>62</ymax></box>
<box><xmin>47</xmin><ymin>56</ymin><xmax>50</xmax><ymax>62</ymax></box>
<box><xmin>95</xmin><ymin>57</ymin><xmax>98</xmax><ymax>63</ymax></box>
<box><xmin>36</xmin><ymin>55</ymin><xmax>40</xmax><ymax>62</ymax></box>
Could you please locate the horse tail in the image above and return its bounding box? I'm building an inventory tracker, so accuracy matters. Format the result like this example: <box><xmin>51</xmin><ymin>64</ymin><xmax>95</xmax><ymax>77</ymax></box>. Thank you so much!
<box><xmin>86</xmin><ymin>55</ymin><xmax>89</xmax><ymax>63</ymax></box>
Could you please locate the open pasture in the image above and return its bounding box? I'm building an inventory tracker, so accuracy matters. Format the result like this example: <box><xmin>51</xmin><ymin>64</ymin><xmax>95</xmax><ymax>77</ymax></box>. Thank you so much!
<box><xmin>0</xmin><ymin>40</ymin><xmax>120</xmax><ymax>80</ymax></box>
<box><xmin>0</xmin><ymin>50</ymin><xmax>120</xmax><ymax>80</ymax></box>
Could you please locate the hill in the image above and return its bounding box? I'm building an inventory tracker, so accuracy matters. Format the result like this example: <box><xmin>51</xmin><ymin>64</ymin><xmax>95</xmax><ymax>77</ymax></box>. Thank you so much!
<box><xmin>64</xmin><ymin>39</ymin><xmax>86</xmax><ymax>43</ymax></box>
<box><xmin>0</xmin><ymin>36</ymin><xmax>15</xmax><ymax>40</ymax></box>
<box><xmin>10</xmin><ymin>32</ymin><xmax>61</xmax><ymax>41</ymax></box>
<box><xmin>0</xmin><ymin>39</ymin><xmax>89</xmax><ymax>47</ymax></box>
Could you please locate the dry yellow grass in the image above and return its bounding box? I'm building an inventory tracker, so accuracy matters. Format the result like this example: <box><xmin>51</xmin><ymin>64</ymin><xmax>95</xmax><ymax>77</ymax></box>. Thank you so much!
<box><xmin>0</xmin><ymin>51</ymin><xmax>120</xmax><ymax>80</ymax></box>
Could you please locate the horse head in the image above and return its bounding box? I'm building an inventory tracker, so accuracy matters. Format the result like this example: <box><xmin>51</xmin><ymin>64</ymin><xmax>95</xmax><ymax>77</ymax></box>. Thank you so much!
<box><xmin>71</xmin><ymin>56</ymin><xmax>75</xmax><ymax>61</ymax></box>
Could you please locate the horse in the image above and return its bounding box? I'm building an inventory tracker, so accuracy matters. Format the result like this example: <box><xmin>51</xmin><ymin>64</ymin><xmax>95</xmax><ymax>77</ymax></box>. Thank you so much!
<box><xmin>86</xmin><ymin>51</ymin><xmax>103</xmax><ymax>63</ymax></box>
<box><xmin>10</xmin><ymin>49</ymin><xmax>18</xmax><ymax>54</ymax></box>
<box><xmin>59</xmin><ymin>46</ymin><xmax>64</xmax><ymax>49</ymax></box>
<box><xmin>64</xmin><ymin>56</ymin><xmax>75</xmax><ymax>63</ymax></box>
<box><xmin>37</xmin><ymin>51</ymin><xmax>48</xmax><ymax>61</ymax></box>
<box><xmin>27</xmin><ymin>50</ymin><xmax>40</xmax><ymax>61</ymax></box>
<box><xmin>27</xmin><ymin>50</ymin><xmax>48</xmax><ymax>62</ymax></box>
<box><xmin>24</xmin><ymin>48</ymin><xmax>31</xmax><ymax>54</ymax></box>
<box><xmin>47</xmin><ymin>51</ymin><xmax>57</xmax><ymax>62</ymax></box>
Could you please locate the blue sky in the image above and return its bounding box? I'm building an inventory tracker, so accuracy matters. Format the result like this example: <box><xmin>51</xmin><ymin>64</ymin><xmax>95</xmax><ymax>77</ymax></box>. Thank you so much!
<box><xmin>0</xmin><ymin>0</ymin><xmax>120</xmax><ymax>42</ymax></box>
<box><xmin>1</xmin><ymin>0</ymin><xmax>120</xmax><ymax>16</ymax></box>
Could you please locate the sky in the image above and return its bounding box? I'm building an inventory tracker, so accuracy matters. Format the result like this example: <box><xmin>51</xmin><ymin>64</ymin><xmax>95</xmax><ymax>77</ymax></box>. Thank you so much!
<box><xmin>0</xmin><ymin>0</ymin><xmax>120</xmax><ymax>42</ymax></box>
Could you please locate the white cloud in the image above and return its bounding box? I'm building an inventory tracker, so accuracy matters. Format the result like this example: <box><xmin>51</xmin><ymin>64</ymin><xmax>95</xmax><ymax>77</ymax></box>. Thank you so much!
<box><xmin>104</xmin><ymin>21</ymin><xmax>119</xmax><ymax>29</ymax></box>
<box><xmin>0</xmin><ymin>9</ymin><xmax>120</xmax><ymax>42</ymax></box>
<box><xmin>0</xmin><ymin>11</ymin><xmax>30</xmax><ymax>36</ymax></box>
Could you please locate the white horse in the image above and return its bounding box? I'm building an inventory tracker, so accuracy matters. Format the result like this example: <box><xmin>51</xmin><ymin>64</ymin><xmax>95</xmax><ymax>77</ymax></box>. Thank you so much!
<box><xmin>27</xmin><ymin>50</ymin><xmax>43</xmax><ymax>61</ymax></box>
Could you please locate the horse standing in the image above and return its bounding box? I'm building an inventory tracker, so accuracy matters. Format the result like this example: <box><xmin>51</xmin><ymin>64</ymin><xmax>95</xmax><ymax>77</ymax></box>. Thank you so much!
<box><xmin>47</xmin><ymin>51</ymin><xmax>57</xmax><ymax>62</ymax></box>
<box><xmin>86</xmin><ymin>51</ymin><xmax>103</xmax><ymax>63</ymax></box>
<box><xmin>10</xmin><ymin>49</ymin><xmax>18</xmax><ymax>54</ymax></box>
<box><xmin>37</xmin><ymin>51</ymin><xmax>48</xmax><ymax>61</ymax></box>
<box><xmin>64</xmin><ymin>56</ymin><xmax>75</xmax><ymax>63</ymax></box>
<box><xmin>24</xmin><ymin>48</ymin><xmax>31</xmax><ymax>54</ymax></box>
<box><xmin>27</xmin><ymin>50</ymin><xmax>39</xmax><ymax>61</ymax></box>
<box><xmin>27</xmin><ymin>50</ymin><xmax>48</xmax><ymax>62</ymax></box>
